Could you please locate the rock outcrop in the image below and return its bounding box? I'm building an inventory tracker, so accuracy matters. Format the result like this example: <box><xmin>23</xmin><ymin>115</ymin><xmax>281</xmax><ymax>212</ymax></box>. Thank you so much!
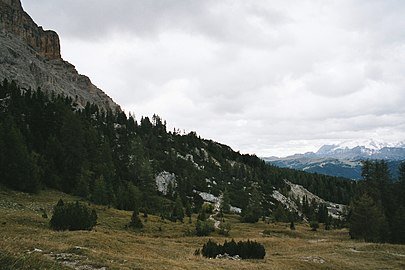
<box><xmin>0</xmin><ymin>0</ymin><xmax>120</xmax><ymax>111</ymax></box>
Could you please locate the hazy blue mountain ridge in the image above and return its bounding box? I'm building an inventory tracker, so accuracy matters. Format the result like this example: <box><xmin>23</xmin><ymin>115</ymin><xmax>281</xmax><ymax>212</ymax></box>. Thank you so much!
<box><xmin>264</xmin><ymin>141</ymin><xmax>405</xmax><ymax>180</ymax></box>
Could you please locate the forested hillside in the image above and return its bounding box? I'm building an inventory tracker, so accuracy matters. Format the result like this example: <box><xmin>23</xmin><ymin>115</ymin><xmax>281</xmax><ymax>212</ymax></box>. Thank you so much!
<box><xmin>0</xmin><ymin>80</ymin><xmax>356</xmax><ymax>220</ymax></box>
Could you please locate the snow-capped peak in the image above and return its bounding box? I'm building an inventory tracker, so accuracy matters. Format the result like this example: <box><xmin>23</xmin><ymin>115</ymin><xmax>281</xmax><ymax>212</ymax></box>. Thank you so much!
<box><xmin>335</xmin><ymin>139</ymin><xmax>391</xmax><ymax>151</ymax></box>
<box><xmin>318</xmin><ymin>139</ymin><xmax>404</xmax><ymax>153</ymax></box>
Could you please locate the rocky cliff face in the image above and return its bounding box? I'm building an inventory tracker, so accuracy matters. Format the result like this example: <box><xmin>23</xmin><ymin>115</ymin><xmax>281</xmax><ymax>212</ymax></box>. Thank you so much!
<box><xmin>0</xmin><ymin>0</ymin><xmax>60</xmax><ymax>60</ymax></box>
<box><xmin>0</xmin><ymin>0</ymin><xmax>120</xmax><ymax>111</ymax></box>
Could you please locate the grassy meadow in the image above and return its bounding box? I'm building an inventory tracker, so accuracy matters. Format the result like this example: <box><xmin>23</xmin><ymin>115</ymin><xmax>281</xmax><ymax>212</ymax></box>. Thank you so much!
<box><xmin>1</xmin><ymin>187</ymin><xmax>405</xmax><ymax>270</ymax></box>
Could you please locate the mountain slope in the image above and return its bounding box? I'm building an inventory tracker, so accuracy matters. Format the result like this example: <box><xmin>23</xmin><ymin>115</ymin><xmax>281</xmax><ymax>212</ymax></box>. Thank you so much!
<box><xmin>0</xmin><ymin>0</ymin><xmax>120</xmax><ymax>111</ymax></box>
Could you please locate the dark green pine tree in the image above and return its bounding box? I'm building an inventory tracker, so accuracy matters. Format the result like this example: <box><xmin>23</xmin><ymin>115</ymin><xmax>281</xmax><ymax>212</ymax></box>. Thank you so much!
<box><xmin>91</xmin><ymin>175</ymin><xmax>108</xmax><ymax>205</ymax></box>
<box><xmin>42</xmin><ymin>135</ymin><xmax>64</xmax><ymax>189</ymax></box>
<box><xmin>391</xmin><ymin>162</ymin><xmax>405</xmax><ymax>243</ymax></box>
<box><xmin>290</xmin><ymin>221</ymin><xmax>295</xmax><ymax>230</ymax></box>
<box><xmin>349</xmin><ymin>194</ymin><xmax>388</xmax><ymax>242</ymax></box>
<box><xmin>274</xmin><ymin>204</ymin><xmax>287</xmax><ymax>222</ymax></box>
<box><xmin>219</xmin><ymin>188</ymin><xmax>231</xmax><ymax>214</ymax></box>
<box><xmin>0</xmin><ymin>117</ymin><xmax>40</xmax><ymax>193</ymax></box>
<box><xmin>74</xmin><ymin>168</ymin><xmax>91</xmax><ymax>198</ymax></box>
<box><xmin>171</xmin><ymin>196</ymin><xmax>185</xmax><ymax>222</ymax></box>
<box><xmin>390</xmin><ymin>206</ymin><xmax>405</xmax><ymax>244</ymax></box>
<box><xmin>317</xmin><ymin>204</ymin><xmax>329</xmax><ymax>223</ymax></box>
<box><xmin>116</xmin><ymin>182</ymin><xmax>142</xmax><ymax>211</ymax></box>
<box><xmin>185</xmin><ymin>201</ymin><xmax>192</xmax><ymax>218</ymax></box>
<box><xmin>360</xmin><ymin>160</ymin><xmax>390</xmax><ymax>205</ymax></box>
<box><xmin>129</xmin><ymin>207</ymin><xmax>143</xmax><ymax>229</ymax></box>
<box><xmin>60</xmin><ymin>111</ymin><xmax>87</xmax><ymax>193</ymax></box>
<box><xmin>324</xmin><ymin>215</ymin><xmax>332</xmax><ymax>230</ymax></box>
<box><xmin>241</xmin><ymin>185</ymin><xmax>262</xmax><ymax>223</ymax></box>
<box><xmin>397</xmin><ymin>162</ymin><xmax>405</xmax><ymax>206</ymax></box>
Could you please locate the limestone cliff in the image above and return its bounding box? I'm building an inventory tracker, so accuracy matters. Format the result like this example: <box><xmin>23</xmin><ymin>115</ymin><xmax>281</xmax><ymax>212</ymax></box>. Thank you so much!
<box><xmin>0</xmin><ymin>0</ymin><xmax>120</xmax><ymax>111</ymax></box>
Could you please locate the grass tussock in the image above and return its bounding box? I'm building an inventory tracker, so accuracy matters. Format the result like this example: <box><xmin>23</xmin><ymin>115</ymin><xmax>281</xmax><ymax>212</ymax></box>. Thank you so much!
<box><xmin>1</xmin><ymin>187</ymin><xmax>405</xmax><ymax>269</ymax></box>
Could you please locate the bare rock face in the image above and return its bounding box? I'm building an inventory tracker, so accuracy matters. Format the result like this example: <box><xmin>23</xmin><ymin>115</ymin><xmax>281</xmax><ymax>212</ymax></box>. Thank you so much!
<box><xmin>0</xmin><ymin>0</ymin><xmax>120</xmax><ymax>111</ymax></box>
<box><xmin>0</xmin><ymin>0</ymin><xmax>60</xmax><ymax>60</ymax></box>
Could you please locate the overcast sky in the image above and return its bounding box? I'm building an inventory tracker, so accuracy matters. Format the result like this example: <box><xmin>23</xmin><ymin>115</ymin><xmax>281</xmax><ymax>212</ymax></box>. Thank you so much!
<box><xmin>22</xmin><ymin>0</ymin><xmax>405</xmax><ymax>157</ymax></box>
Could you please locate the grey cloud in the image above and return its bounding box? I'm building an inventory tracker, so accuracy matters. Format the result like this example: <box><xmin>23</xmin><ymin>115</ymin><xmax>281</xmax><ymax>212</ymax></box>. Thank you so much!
<box><xmin>23</xmin><ymin>0</ymin><xmax>290</xmax><ymax>48</ymax></box>
<box><xmin>24</xmin><ymin>1</ymin><xmax>213</xmax><ymax>39</ymax></box>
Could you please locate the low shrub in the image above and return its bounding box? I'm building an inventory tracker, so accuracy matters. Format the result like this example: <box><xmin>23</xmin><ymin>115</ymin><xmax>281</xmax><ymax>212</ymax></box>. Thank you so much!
<box><xmin>50</xmin><ymin>199</ymin><xmax>97</xmax><ymax>231</ymax></box>
<box><xmin>310</xmin><ymin>220</ymin><xmax>319</xmax><ymax>231</ymax></box>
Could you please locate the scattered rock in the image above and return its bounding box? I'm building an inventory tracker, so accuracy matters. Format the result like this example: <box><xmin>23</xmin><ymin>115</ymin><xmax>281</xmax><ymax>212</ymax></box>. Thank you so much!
<box><xmin>215</xmin><ymin>253</ymin><xmax>241</xmax><ymax>260</ymax></box>
<box><xmin>307</xmin><ymin>239</ymin><xmax>327</xmax><ymax>243</ymax></box>
<box><xmin>27</xmin><ymin>247</ymin><xmax>43</xmax><ymax>254</ymax></box>
<box><xmin>0</xmin><ymin>199</ymin><xmax>25</xmax><ymax>210</ymax></box>
<box><xmin>45</xmin><ymin>250</ymin><xmax>107</xmax><ymax>270</ymax></box>
<box><xmin>301</xmin><ymin>256</ymin><xmax>326</xmax><ymax>264</ymax></box>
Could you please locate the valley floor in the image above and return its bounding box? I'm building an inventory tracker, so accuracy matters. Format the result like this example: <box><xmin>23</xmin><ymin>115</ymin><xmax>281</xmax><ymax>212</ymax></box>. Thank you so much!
<box><xmin>1</xmin><ymin>188</ymin><xmax>405</xmax><ymax>270</ymax></box>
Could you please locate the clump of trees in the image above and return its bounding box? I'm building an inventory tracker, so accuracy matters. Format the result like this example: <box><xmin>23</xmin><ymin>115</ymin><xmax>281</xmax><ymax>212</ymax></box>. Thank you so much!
<box><xmin>50</xmin><ymin>199</ymin><xmax>97</xmax><ymax>231</ymax></box>
<box><xmin>349</xmin><ymin>160</ymin><xmax>405</xmax><ymax>243</ymax></box>
<box><xmin>199</xmin><ymin>239</ymin><xmax>265</xmax><ymax>259</ymax></box>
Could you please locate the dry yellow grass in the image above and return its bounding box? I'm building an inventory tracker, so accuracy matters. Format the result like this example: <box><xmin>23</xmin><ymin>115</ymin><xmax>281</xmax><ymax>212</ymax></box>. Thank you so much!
<box><xmin>1</xmin><ymin>187</ymin><xmax>405</xmax><ymax>270</ymax></box>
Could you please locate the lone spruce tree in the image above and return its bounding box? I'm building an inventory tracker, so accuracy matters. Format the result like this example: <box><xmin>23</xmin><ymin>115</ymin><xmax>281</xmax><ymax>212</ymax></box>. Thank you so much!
<box><xmin>129</xmin><ymin>206</ymin><xmax>143</xmax><ymax>229</ymax></box>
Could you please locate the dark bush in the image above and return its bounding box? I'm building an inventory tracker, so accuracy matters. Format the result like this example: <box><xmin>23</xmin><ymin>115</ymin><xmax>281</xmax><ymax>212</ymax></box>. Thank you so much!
<box><xmin>241</xmin><ymin>211</ymin><xmax>260</xmax><ymax>223</ymax></box>
<box><xmin>50</xmin><ymin>199</ymin><xmax>97</xmax><ymax>231</ymax></box>
<box><xmin>201</xmin><ymin>239</ymin><xmax>265</xmax><ymax>259</ymax></box>
<box><xmin>195</xmin><ymin>220</ymin><xmax>214</xmax><ymax>236</ymax></box>
<box><xmin>201</xmin><ymin>239</ymin><xmax>219</xmax><ymax>258</ymax></box>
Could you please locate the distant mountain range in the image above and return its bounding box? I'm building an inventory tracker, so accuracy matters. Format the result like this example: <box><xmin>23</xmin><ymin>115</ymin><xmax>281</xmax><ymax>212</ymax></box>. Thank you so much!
<box><xmin>264</xmin><ymin>140</ymin><xmax>405</xmax><ymax>180</ymax></box>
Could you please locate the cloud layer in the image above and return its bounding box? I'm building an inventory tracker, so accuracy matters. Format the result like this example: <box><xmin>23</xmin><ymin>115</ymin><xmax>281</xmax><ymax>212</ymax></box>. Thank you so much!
<box><xmin>22</xmin><ymin>0</ymin><xmax>405</xmax><ymax>156</ymax></box>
